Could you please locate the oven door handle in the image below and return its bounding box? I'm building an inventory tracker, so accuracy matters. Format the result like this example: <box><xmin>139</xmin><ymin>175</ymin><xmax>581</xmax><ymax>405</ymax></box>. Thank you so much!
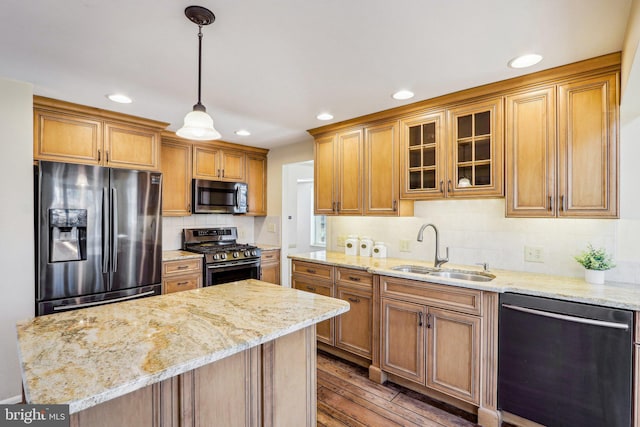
<box><xmin>207</xmin><ymin>259</ymin><xmax>261</xmax><ymax>270</ymax></box>
<box><xmin>501</xmin><ymin>304</ymin><xmax>630</xmax><ymax>330</ymax></box>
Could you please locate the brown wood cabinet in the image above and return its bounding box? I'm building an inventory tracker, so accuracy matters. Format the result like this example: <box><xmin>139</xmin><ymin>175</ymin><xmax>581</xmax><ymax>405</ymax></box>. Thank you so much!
<box><xmin>380</xmin><ymin>276</ymin><xmax>482</xmax><ymax>405</ymax></box>
<box><xmin>34</xmin><ymin>96</ymin><xmax>166</xmax><ymax>171</ymax></box>
<box><xmin>162</xmin><ymin>258</ymin><xmax>202</xmax><ymax>294</ymax></box>
<box><xmin>161</xmin><ymin>136</ymin><xmax>193</xmax><ymax>216</ymax></box>
<box><xmin>291</xmin><ymin>260</ymin><xmax>374</xmax><ymax>361</ymax></box>
<box><xmin>246</xmin><ymin>154</ymin><xmax>267</xmax><ymax>216</ymax></box>
<box><xmin>193</xmin><ymin>145</ymin><xmax>245</xmax><ymax>182</ymax></box>
<box><xmin>364</xmin><ymin>121</ymin><xmax>414</xmax><ymax>216</ymax></box>
<box><xmin>506</xmin><ymin>72</ymin><xmax>619</xmax><ymax>218</ymax></box>
<box><xmin>313</xmin><ymin>129</ymin><xmax>363</xmax><ymax>215</ymax></box>
<box><xmin>260</xmin><ymin>248</ymin><xmax>280</xmax><ymax>285</ymax></box>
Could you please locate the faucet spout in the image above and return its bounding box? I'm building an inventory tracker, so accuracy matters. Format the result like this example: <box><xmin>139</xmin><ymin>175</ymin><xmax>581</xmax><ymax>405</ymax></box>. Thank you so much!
<box><xmin>416</xmin><ymin>223</ymin><xmax>449</xmax><ymax>268</ymax></box>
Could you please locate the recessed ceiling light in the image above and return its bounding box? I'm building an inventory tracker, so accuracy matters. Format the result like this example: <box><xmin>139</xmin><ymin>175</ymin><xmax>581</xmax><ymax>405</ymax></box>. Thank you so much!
<box><xmin>107</xmin><ymin>93</ymin><xmax>132</xmax><ymax>104</ymax></box>
<box><xmin>508</xmin><ymin>54</ymin><xmax>543</xmax><ymax>69</ymax></box>
<box><xmin>316</xmin><ymin>112</ymin><xmax>333</xmax><ymax>121</ymax></box>
<box><xmin>235</xmin><ymin>129</ymin><xmax>251</xmax><ymax>136</ymax></box>
<box><xmin>392</xmin><ymin>90</ymin><xmax>414</xmax><ymax>100</ymax></box>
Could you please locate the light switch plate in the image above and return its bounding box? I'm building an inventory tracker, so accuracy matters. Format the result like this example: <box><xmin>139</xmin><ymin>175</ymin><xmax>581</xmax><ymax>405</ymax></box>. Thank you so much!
<box><xmin>400</xmin><ymin>239</ymin><xmax>411</xmax><ymax>252</ymax></box>
<box><xmin>267</xmin><ymin>223</ymin><xmax>276</xmax><ymax>233</ymax></box>
<box><xmin>524</xmin><ymin>245</ymin><xmax>544</xmax><ymax>263</ymax></box>
<box><xmin>336</xmin><ymin>235</ymin><xmax>346</xmax><ymax>247</ymax></box>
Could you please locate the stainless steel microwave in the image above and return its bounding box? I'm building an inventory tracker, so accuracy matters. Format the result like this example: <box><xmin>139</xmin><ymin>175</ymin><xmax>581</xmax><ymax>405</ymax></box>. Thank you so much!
<box><xmin>192</xmin><ymin>179</ymin><xmax>248</xmax><ymax>214</ymax></box>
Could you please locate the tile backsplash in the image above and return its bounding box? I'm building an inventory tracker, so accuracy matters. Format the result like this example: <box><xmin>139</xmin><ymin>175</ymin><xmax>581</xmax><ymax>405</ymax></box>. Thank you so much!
<box><xmin>327</xmin><ymin>199</ymin><xmax>639</xmax><ymax>284</ymax></box>
<box><xmin>162</xmin><ymin>215</ymin><xmax>256</xmax><ymax>250</ymax></box>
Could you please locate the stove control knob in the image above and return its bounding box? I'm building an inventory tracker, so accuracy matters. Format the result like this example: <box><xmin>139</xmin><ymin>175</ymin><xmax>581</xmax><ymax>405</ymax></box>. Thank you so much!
<box><xmin>213</xmin><ymin>254</ymin><xmax>220</xmax><ymax>260</ymax></box>
<box><xmin>251</xmin><ymin>250</ymin><xmax>258</xmax><ymax>256</ymax></box>
<box><xmin>220</xmin><ymin>253</ymin><xmax>227</xmax><ymax>260</ymax></box>
<box><xmin>244</xmin><ymin>251</ymin><xmax>250</xmax><ymax>257</ymax></box>
<box><xmin>232</xmin><ymin>252</ymin><xmax>239</xmax><ymax>258</ymax></box>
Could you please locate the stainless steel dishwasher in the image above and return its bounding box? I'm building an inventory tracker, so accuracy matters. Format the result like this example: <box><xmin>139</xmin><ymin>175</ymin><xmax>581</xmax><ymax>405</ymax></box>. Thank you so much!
<box><xmin>498</xmin><ymin>292</ymin><xmax>633</xmax><ymax>427</ymax></box>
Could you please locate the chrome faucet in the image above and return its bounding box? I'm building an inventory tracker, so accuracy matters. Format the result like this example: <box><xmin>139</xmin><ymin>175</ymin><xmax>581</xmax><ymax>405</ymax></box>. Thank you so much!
<box><xmin>417</xmin><ymin>223</ymin><xmax>449</xmax><ymax>268</ymax></box>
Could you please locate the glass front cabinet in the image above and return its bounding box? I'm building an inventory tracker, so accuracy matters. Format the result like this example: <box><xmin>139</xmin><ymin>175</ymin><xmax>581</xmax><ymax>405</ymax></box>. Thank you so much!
<box><xmin>401</xmin><ymin>97</ymin><xmax>504</xmax><ymax>199</ymax></box>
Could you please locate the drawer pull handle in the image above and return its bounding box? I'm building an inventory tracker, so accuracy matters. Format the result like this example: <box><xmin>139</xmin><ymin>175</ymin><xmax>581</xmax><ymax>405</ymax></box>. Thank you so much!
<box><xmin>347</xmin><ymin>297</ymin><xmax>360</xmax><ymax>303</ymax></box>
<box><xmin>418</xmin><ymin>312</ymin><xmax>423</xmax><ymax>327</ymax></box>
<box><xmin>348</xmin><ymin>276</ymin><xmax>361</xmax><ymax>281</ymax></box>
<box><xmin>306</xmin><ymin>268</ymin><xmax>316</xmax><ymax>274</ymax></box>
<box><xmin>177</xmin><ymin>265</ymin><xmax>189</xmax><ymax>270</ymax></box>
<box><xmin>306</xmin><ymin>286</ymin><xmax>316</xmax><ymax>292</ymax></box>
<box><xmin>426</xmin><ymin>313</ymin><xmax>432</xmax><ymax>329</ymax></box>
<box><xmin>177</xmin><ymin>281</ymin><xmax>189</xmax><ymax>286</ymax></box>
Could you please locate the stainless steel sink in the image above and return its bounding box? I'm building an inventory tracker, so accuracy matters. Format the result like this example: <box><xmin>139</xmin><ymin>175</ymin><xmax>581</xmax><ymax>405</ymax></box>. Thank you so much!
<box><xmin>427</xmin><ymin>270</ymin><xmax>495</xmax><ymax>282</ymax></box>
<box><xmin>390</xmin><ymin>265</ymin><xmax>436</xmax><ymax>274</ymax></box>
<box><xmin>390</xmin><ymin>265</ymin><xmax>495</xmax><ymax>282</ymax></box>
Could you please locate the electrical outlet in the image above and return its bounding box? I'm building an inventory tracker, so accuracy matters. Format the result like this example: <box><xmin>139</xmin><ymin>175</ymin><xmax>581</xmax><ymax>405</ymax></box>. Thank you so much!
<box><xmin>400</xmin><ymin>239</ymin><xmax>411</xmax><ymax>252</ymax></box>
<box><xmin>524</xmin><ymin>245</ymin><xmax>544</xmax><ymax>263</ymax></box>
<box><xmin>267</xmin><ymin>223</ymin><xmax>276</xmax><ymax>233</ymax></box>
<box><xmin>239</xmin><ymin>230</ymin><xmax>246</xmax><ymax>238</ymax></box>
<box><xmin>337</xmin><ymin>235</ymin><xmax>346</xmax><ymax>247</ymax></box>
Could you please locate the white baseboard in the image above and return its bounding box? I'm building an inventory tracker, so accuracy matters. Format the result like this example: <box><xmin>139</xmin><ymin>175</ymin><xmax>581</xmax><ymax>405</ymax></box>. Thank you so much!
<box><xmin>0</xmin><ymin>395</ymin><xmax>22</xmax><ymax>404</ymax></box>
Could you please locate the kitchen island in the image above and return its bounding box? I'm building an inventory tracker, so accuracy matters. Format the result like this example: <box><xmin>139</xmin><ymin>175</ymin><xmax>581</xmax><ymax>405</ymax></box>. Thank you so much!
<box><xmin>16</xmin><ymin>279</ymin><xmax>349</xmax><ymax>427</ymax></box>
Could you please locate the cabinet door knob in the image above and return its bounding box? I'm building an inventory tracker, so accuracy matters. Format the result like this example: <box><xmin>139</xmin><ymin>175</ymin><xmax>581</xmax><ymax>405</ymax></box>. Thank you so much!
<box><xmin>306</xmin><ymin>268</ymin><xmax>316</xmax><ymax>274</ymax></box>
<box><xmin>426</xmin><ymin>313</ymin><xmax>432</xmax><ymax>329</ymax></box>
<box><xmin>177</xmin><ymin>281</ymin><xmax>189</xmax><ymax>286</ymax></box>
<box><xmin>560</xmin><ymin>195</ymin><xmax>565</xmax><ymax>212</ymax></box>
<box><xmin>306</xmin><ymin>286</ymin><xmax>316</xmax><ymax>292</ymax></box>
<box><xmin>418</xmin><ymin>312</ymin><xmax>423</xmax><ymax>327</ymax></box>
<box><xmin>98</xmin><ymin>150</ymin><xmax>101</xmax><ymax>162</ymax></box>
<box><xmin>393</xmin><ymin>200</ymin><xmax>397</xmax><ymax>211</ymax></box>
<box><xmin>447</xmin><ymin>179</ymin><xmax>453</xmax><ymax>193</ymax></box>
<box><xmin>177</xmin><ymin>265</ymin><xmax>189</xmax><ymax>270</ymax></box>
<box><xmin>348</xmin><ymin>276</ymin><xmax>361</xmax><ymax>281</ymax></box>
<box><xmin>347</xmin><ymin>297</ymin><xmax>360</xmax><ymax>303</ymax></box>
<box><xmin>549</xmin><ymin>196</ymin><xmax>553</xmax><ymax>212</ymax></box>
<box><xmin>439</xmin><ymin>180</ymin><xmax>444</xmax><ymax>193</ymax></box>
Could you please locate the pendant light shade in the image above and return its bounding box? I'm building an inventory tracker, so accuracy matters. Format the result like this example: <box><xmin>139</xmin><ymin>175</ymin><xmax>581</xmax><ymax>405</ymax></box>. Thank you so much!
<box><xmin>177</xmin><ymin>6</ymin><xmax>221</xmax><ymax>141</ymax></box>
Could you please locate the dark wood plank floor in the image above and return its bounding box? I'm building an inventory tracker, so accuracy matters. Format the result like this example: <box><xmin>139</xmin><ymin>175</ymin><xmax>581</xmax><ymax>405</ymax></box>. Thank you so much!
<box><xmin>317</xmin><ymin>351</ymin><xmax>480</xmax><ymax>427</ymax></box>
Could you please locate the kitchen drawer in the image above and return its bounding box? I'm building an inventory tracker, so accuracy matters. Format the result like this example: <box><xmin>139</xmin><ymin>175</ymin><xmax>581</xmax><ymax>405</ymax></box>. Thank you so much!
<box><xmin>336</xmin><ymin>267</ymin><xmax>373</xmax><ymax>289</ymax></box>
<box><xmin>163</xmin><ymin>258</ymin><xmax>202</xmax><ymax>276</ymax></box>
<box><xmin>163</xmin><ymin>273</ymin><xmax>201</xmax><ymax>294</ymax></box>
<box><xmin>291</xmin><ymin>260</ymin><xmax>334</xmax><ymax>281</ymax></box>
<box><xmin>380</xmin><ymin>276</ymin><xmax>482</xmax><ymax>315</ymax></box>
<box><xmin>261</xmin><ymin>249</ymin><xmax>280</xmax><ymax>265</ymax></box>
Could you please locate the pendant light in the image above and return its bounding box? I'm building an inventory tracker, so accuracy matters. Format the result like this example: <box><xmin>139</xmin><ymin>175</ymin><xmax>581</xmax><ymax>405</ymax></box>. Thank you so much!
<box><xmin>177</xmin><ymin>6</ymin><xmax>221</xmax><ymax>141</ymax></box>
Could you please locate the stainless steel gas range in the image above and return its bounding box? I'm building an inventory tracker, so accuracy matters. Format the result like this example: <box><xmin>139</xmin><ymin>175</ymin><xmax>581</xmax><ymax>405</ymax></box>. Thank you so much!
<box><xmin>182</xmin><ymin>227</ymin><xmax>261</xmax><ymax>286</ymax></box>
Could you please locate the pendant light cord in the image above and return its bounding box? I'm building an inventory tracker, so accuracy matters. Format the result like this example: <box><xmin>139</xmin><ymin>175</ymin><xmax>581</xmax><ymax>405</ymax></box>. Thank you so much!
<box><xmin>195</xmin><ymin>24</ymin><xmax>205</xmax><ymax>111</ymax></box>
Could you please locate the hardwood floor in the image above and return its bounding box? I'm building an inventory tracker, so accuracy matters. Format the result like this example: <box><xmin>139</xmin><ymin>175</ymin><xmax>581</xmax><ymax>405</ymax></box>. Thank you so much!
<box><xmin>317</xmin><ymin>351</ymin><xmax>479</xmax><ymax>427</ymax></box>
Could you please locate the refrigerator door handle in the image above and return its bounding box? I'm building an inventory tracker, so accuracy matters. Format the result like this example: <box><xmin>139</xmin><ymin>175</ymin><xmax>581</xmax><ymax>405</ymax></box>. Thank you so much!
<box><xmin>111</xmin><ymin>187</ymin><xmax>118</xmax><ymax>273</ymax></box>
<box><xmin>102</xmin><ymin>188</ymin><xmax>109</xmax><ymax>274</ymax></box>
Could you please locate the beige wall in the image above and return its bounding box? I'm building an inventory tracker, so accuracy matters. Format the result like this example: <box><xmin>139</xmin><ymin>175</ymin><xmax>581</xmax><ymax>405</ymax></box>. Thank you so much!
<box><xmin>0</xmin><ymin>77</ymin><xmax>34</xmax><ymax>401</ymax></box>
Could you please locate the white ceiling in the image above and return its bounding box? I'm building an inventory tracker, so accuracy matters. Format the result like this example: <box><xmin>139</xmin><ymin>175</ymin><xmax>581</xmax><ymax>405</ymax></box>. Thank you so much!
<box><xmin>0</xmin><ymin>0</ymin><xmax>632</xmax><ymax>149</ymax></box>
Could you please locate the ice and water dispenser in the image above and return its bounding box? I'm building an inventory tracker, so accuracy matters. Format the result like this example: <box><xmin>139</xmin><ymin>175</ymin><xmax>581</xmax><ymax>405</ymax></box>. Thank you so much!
<box><xmin>49</xmin><ymin>208</ymin><xmax>87</xmax><ymax>262</ymax></box>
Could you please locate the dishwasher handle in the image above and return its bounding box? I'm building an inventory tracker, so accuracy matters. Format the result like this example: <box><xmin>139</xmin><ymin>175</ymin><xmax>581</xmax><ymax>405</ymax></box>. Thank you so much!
<box><xmin>501</xmin><ymin>303</ymin><xmax>630</xmax><ymax>331</ymax></box>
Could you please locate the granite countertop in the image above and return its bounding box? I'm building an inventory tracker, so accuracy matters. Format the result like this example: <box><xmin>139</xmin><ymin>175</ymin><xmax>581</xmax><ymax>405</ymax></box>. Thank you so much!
<box><xmin>162</xmin><ymin>250</ymin><xmax>203</xmax><ymax>262</ymax></box>
<box><xmin>16</xmin><ymin>279</ymin><xmax>349</xmax><ymax>414</ymax></box>
<box><xmin>289</xmin><ymin>251</ymin><xmax>640</xmax><ymax>311</ymax></box>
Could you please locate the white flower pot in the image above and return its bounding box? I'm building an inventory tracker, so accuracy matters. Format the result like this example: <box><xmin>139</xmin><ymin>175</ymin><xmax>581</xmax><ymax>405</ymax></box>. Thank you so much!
<box><xmin>584</xmin><ymin>269</ymin><xmax>605</xmax><ymax>285</ymax></box>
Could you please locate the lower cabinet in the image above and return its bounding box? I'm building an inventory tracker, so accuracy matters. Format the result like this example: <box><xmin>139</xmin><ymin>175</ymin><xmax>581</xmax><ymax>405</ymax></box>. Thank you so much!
<box><xmin>260</xmin><ymin>248</ymin><xmax>281</xmax><ymax>285</ymax></box>
<box><xmin>380</xmin><ymin>276</ymin><xmax>482</xmax><ymax>405</ymax></box>
<box><xmin>162</xmin><ymin>258</ymin><xmax>202</xmax><ymax>294</ymax></box>
<box><xmin>291</xmin><ymin>260</ymin><xmax>373</xmax><ymax>361</ymax></box>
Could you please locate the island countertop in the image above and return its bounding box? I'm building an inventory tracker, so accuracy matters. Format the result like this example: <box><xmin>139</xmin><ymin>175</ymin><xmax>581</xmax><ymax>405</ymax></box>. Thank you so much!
<box><xmin>16</xmin><ymin>279</ymin><xmax>349</xmax><ymax>414</ymax></box>
<box><xmin>289</xmin><ymin>251</ymin><xmax>640</xmax><ymax>311</ymax></box>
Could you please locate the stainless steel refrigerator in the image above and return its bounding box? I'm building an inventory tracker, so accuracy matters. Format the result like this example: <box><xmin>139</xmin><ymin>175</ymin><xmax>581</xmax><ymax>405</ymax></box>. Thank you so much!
<box><xmin>35</xmin><ymin>161</ymin><xmax>162</xmax><ymax>316</ymax></box>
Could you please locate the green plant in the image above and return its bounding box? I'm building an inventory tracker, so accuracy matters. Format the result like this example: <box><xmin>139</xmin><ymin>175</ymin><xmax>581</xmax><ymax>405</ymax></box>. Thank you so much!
<box><xmin>574</xmin><ymin>244</ymin><xmax>615</xmax><ymax>271</ymax></box>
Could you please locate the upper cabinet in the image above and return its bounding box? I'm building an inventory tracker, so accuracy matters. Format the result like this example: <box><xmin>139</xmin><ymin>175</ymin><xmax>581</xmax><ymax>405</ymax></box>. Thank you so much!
<box><xmin>315</xmin><ymin>124</ymin><xmax>413</xmax><ymax>216</ymax></box>
<box><xmin>193</xmin><ymin>145</ymin><xmax>246</xmax><ymax>182</ymax></box>
<box><xmin>246</xmin><ymin>153</ymin><xmax>267</xmax><ymax>216</ymax></box>
<box><xmin>309</xmin><ymin>53</ymin><xmax>620</xmax><ymax>218</ymax></box>
<box><xmin>161</xmin><ymin>134</ymin><xmax>269</xmax><ymax>217</ymax></box>
<box><xmin>34</xmin><ymin>96</ymin><xmax>166</xmax><ymax>171</ymax></box>
<box><xmin>506</xmin><ymin>72</ymin><xmax>618</xmax><ymax>218</ymax></box>
<box><xmin>314</xmin><ymin>129</ymin><xmax>364</xmax><ymax>215</ymax></box>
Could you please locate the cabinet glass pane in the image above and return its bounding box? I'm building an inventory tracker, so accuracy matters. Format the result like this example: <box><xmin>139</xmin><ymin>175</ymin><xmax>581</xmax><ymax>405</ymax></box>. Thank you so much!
<box><xmin>458</xmin><ymin>142</ymin><xmax>472</xmax><ymax>162</ymax></box>
<box><xmin>476</xmin><ymin>138</ymin><xmax>491</xmax><ymax>160</ymax></box>
<box><xmin>409</xmin><ymin>171</ymin><xmax>421</xmax><ymax>189</ymax></box>
<box><xmin>423</xmin><ymin>123</ymin><xmax>436</xmax><ymax>144</ymax></box>
<box><xmin>474</xmin><ymin>111</ymin><xmax>491</xmax><ymax>136</ymax></box>
<box><xmin>458</xmin><ymin>115</ymin><xmax>473</xmax><ymax>139</ymax></box>
<box><xmin>458</xmin><ymin>166</ymin><xmax>472</xmax><ymax>184</ymax></box>
<box><xmin>475</xmin><ymin>164</ymin><xmax>491</xmax><ymax>185</ymax></box>
<box><xmin>423</xmin><ymin>147</ymin><xmax>435</xmax><ymax>166</ymax></box>
<box><xmin>409</xmin><ymin>149</ymin><xmax>421</xmax><ymax>168</ymax></box>
<box><xmin>409</xmin><ymin>126</ymin><xmax>421</xmax><ymax>147</ymax></box>
<box><xmin>423</xmin><ymin>170</ymin><xmax>436</xmax><ymax>189</ymax></box>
